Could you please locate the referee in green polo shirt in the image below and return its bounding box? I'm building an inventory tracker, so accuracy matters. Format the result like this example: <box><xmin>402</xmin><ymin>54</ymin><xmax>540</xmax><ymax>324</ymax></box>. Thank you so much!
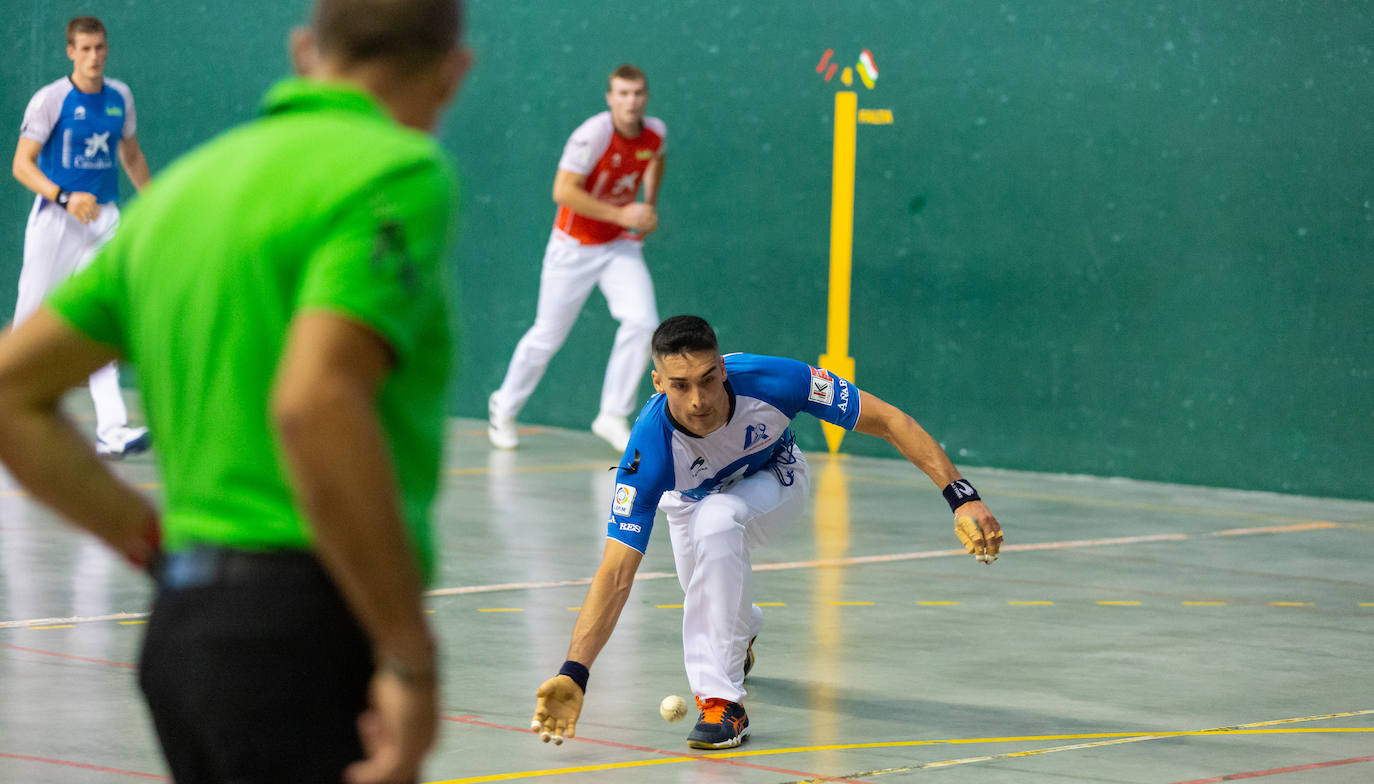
<box><xmin>0</xmin><ymin>1</ymin><xmax>471</xmax><ymax>782</ymax></box>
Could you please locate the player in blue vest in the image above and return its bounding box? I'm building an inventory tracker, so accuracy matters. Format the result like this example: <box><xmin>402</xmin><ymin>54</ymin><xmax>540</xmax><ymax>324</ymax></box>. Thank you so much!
<box><xmin>531</xmin><ymin>315</ymin><xmax>1004</xmax><ymax>749</ymax></box>
<box><xmin>11</xmin><ymin>16</ymin><xmax>152</xmax><ymax>456</ymax></box>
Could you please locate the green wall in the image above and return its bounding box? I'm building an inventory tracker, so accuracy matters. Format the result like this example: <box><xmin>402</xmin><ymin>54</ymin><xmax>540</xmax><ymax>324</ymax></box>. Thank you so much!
<box><xmin>4</xmin><ymin>2</ymin><xmax>1371</xmax><ymax>499</ymax></box>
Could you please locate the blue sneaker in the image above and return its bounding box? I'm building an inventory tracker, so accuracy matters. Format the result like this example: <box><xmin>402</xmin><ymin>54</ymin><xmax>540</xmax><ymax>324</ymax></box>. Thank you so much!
<box><xmin>686</xmin><ymin>697</ymin><xmax>750</xmax><ymax>749</ymax></box>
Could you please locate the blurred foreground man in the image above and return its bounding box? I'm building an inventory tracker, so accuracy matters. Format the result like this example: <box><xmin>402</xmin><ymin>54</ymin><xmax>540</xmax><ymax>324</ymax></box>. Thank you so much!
<box><xmin>0</xmin><ymin>1</ymin><xmax>471</xmax><ymax>781</ymax></box>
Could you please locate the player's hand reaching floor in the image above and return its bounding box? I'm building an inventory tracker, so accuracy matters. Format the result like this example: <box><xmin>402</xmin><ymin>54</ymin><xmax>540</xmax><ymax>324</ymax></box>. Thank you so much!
<box><xmin>954</xmin><ymin>501</ymin><xmax>1003</xmax><ymax>564</ymax></box>
<box><xmin>531</xmin><ymin>675</ymin><xmax>584</xmax><ymax>745</ymax></box>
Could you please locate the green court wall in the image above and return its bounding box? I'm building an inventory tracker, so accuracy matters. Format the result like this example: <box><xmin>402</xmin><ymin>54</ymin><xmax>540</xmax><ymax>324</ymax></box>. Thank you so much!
<box><xmin>4</xmin><ymin>2</ymin><xmax>1371</xmax><ymax>499</ymax></box>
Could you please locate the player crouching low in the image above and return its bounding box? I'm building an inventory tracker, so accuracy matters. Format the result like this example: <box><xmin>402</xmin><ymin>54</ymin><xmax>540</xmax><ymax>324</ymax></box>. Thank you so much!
<box><xmin>530</xmin><ymin>314</ymin><xmax>1003</xmax><ymax>749</ymax></box>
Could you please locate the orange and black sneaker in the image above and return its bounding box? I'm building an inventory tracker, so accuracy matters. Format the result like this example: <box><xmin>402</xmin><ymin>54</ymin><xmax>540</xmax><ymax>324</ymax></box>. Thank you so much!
<box><xmin>686</xmin><ymin>697</ymin><xmax>750</xmax><ymax>749</ymax></box>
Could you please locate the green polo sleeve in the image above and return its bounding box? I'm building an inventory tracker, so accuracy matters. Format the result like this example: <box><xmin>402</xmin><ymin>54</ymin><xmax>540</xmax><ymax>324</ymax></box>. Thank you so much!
<box><xmin>296</xmin><ymin>156</ymin><xmax>456</xmax><ymax>361</ymax></box>
<box><xmin>44</xmin><ymin>243</ymin><xmax>128</xmax><ymax>352</ymax></box>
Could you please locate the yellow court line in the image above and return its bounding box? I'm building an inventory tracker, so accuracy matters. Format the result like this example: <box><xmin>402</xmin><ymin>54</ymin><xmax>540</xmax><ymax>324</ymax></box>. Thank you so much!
<box><xmin>426</xmin><ymin>713</ymin><xmax>1374</xmax><ymax>783</ymax></box>
<box><xmin>118</xmin><ymin>620</ymin><xmax>147</xmax><ymax>625</ymax></box>
<box><xmin>430</xmin><ymin>755</ymin><xmax>691</xmax><ymax>783</ymax></box>
<box><xmin>719</xmin><ymin>727</ymin><xmax>1374</xmax><ymax>760</ymax></box>
<box><xmin>566</xmin><ymin>606</ymin><xmax>581</xmax><ymax>611</ymax></box>
<box><xmin>26</xmin><ymin>625</ymin><xmax>74</xmax><ymax>630</ymax></box>
<box><xmin>655</xmin><ymin>604</ymin><xmax>684</xmax><ymax>609</ymax></box>
<box><xmin>756</xmin><ymin>602</ymin><xmax>787</xmax><ymax>607</ymax></box>
<box><xmin>829</xmin><ymin>601</ymin><xmax>874</xmax><ymax>606</ymax></box>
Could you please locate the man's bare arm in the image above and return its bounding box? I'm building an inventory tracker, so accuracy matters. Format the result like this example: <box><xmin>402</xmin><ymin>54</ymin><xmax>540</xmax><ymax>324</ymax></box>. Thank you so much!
<box><xmin>0</xmin><ymin>308</ymin><xmax>159</xmax><ymax>565</ymax></box>
<box><xmin>118</xmin><ymin>135</ymin><xmax>151</xmax><ymax>192</ymax></box>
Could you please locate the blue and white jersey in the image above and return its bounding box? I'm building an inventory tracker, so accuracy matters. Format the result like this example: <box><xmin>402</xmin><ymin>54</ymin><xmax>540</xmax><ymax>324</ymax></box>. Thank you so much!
<box><xmin>20</xmin><ymin>77</ymin><xmax>137</xmax><ymax>204</ymax></box>
<box><xmin>607</xmin><ymin>352</ymin><xmax>861</xmax><ymax>553</ymax></box>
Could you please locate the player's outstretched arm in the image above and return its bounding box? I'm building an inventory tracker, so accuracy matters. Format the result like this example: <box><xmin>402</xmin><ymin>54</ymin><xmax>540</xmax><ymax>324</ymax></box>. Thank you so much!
<box><xmin>852</xmin><ymin>389</ymin><xmax>1003</xmax><ymax>562</ymax></box>
<box><xmin>531</xmin><ymin>538</ymin><xmax>643</xmax><ymax>744</ymax></box>
<box><xmin>0</xmin><ymin>308</ymin><xmax>160</xmax><ymax>568</ymax></box>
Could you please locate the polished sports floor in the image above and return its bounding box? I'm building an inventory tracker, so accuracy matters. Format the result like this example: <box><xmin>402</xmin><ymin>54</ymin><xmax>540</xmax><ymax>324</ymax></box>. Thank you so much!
<box><xmin>3</xmin><ymin>396</ymin><xmax>1373</xmax><ymax>783</ymax></box>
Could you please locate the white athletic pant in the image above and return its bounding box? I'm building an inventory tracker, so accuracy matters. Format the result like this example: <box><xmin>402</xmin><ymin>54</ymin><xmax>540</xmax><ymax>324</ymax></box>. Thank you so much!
<box><xmin>14</xmin><ymin>197</ymin><xmax>129</xmax><ymax>436</ymax></box>
<box><xmin>492</xmin><ymin>231</ymin><xmax>658</xmax><ymax>421</ymax></box>
<box><xmin>663</xmin><ymin>451</ymin><xmax>812</xmax><ymax>702</ymax></box>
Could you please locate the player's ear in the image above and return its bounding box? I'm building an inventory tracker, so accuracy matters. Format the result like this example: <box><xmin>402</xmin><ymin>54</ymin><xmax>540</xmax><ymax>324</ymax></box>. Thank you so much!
<box><xmin>289</xmin><ymin>27</ymin><xmax>318</xmax><ymax>77</ymax></box>
<box><xmin>651</xmin><ymin>368</ymin><xmax>664</xmax><ymax>394</ymax></box>
<box><xmin>717</xmin><ymin>354</ymin><xmax>726</xmax><ymax>381</ymax></box>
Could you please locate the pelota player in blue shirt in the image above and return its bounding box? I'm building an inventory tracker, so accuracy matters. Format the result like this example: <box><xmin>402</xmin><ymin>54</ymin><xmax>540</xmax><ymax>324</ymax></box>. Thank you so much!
<box><xmin>11</xmin><ymin>16</ymin><xmax>152</xmax><ymax>457</ymax></box>
<box><xmin>531</xmin><ymin>315</ymin><xmax>1004</xmax><ymax>750</ymax></box>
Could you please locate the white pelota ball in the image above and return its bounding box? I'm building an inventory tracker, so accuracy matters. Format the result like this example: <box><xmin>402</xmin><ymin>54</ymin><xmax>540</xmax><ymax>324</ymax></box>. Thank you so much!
<box><xmin>659</xmin><ymin>694</ymin><xmax>688</xmax><ymax>722</ymax></box>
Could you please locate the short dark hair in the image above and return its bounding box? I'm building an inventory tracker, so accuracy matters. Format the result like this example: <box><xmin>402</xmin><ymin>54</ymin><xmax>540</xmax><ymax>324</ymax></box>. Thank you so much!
<box><xmin>66</xmin><ymin>17</ymin><xmax>106</xmax><ymax>45</ymax></box>
<box><xmin>608</xmin><ymin>64</ymin><xmax>647</xmax><ymax>91</ymax></box>
<box><xmin>312</xmin><ymin>0</ymin><xmax>463</xmax><ymax>68</ymax></box>
<box><xmin>652</xmin><ymin>315</ymin><xmax>717</xmax><ymax>358</ymax></box>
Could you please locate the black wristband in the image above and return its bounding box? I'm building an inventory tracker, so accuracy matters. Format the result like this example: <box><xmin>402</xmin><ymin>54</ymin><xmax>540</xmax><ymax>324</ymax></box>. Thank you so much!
<box><xmin>942</xmin><ymin>479</ymin><xmax>981</xmax><ymax>513</ymax></box>
<box><xmin>558</xmin><ymin>660</ymin><xmax>589</xmax><ymax>693</ymax></box>
<box><xmin>55</xmin><ymin>189</ymin><xmax>71</xmax><ymax>207</ymax></box>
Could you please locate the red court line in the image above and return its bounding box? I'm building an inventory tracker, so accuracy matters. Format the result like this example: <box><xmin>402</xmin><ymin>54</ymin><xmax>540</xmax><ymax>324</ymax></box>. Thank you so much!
<box><xmin>0</xmin><ymin>753</ymin><xmax>166</xmax><ymax>780</ymax></box>
<box><xmin>0</xmin><ymin>642</ymin><xmax>134</xmax><ymax>669</ymax></box>
<box><xmin>1170</xmin><ymin>754</ymin><xmax>1374</xmax><ymax>783</ymax></box>
<box><xmin>443</xmin><ymin>715</ymin><xmax>867</xmax><ymax>783</ymax></box>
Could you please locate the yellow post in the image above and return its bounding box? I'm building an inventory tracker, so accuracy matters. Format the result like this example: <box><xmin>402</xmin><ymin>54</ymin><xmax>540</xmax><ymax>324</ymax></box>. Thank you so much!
<box><xmin>819</xmin><ymin>91</ymin><xmax>858</xmax><ymax>453</ymax></box>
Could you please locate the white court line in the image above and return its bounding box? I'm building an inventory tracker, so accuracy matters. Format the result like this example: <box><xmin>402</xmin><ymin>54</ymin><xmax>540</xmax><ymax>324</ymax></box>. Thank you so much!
<box><xmin>0</xmin><ymin>522</ymin><xmax>1338</xmax><ymax>629</ymax></box>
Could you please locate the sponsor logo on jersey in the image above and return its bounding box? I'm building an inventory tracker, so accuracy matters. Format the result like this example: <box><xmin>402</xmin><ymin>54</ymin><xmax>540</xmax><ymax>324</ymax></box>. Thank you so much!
<box><xmin>636</xmin><ymin>148</ymin><xmax>654</xmax><ymax>160</ymax></box>
<box><xmin>690</xmin><ymin>456</ymin><xmax>707</xmax><ymax>475</ymax></box>
<box><xmin>612</xmin><ymin>483</ymin><xmax>636</xmax><ymax>516</ymax></box>
<box><xmin>743</xmin><ymin>423</ymin><xmax>770</xmax><ymax>450</ymax></box>
<box><xmin>105</xmin><ymin>106</ymin><xmax>123</xmax><ymax>116</ymax></box>
<box><xmin>83</xmin><ymin>132</ymin><xmax>110</xmax><ymax>159</ymax></box>
<box><xmin>611</xmin><ymin>172</ymin><xmax>640</xmax><ymax>196</ymax></box>
<box><xmin>837</xmin><ymin>378</ymin><xmax>850</xmax><ymax>412</ymax></box>
<box><xmin>808</xmin><ymin>366</ymin><xmax>835</xmax><ymax>405</ymax></box>
<box><xmin>611</xmin><ymin>153</ymin><xmax>622</xmax><ymax>167</ymax></box>
<box><xmin>74</xmin><ymin>106</ymin><xmax>86</xmax><ymax>120</ymax></box>
<box><xmin>619</xmin><ymin>522</ymin><xmax>642</xmax><ymax>533</ymax></box>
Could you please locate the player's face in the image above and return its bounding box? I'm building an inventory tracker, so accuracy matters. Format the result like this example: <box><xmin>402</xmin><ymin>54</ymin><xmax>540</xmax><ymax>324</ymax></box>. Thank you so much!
<box><xmin>605</xmin><ymin>77</ymin><xmax>648</xmax><ymax>132</ymax></box>
<box><xmin>652</xmin><ymin>350</ymin><xmax>729</xmax><ymax>435</ymax></box>
<box><xmin>67</xmin><ymin>32</ymin><xmax>108</xmax><ymax>81</ymax></box>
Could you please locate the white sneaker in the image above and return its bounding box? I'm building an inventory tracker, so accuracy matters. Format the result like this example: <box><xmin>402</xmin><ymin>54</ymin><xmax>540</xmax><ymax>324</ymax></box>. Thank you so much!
<box><xmin>96</xmin><ymin>425</ymin><xmax>152</xmax><ymax>458</ymax></box>
<box><xmin>591</xmin><ymin>414</ymin><xmax>631</xmax><ymax>453</ymax></box>
<box><xmin>488</xmin><ymin>392</ymin><xmax>518</xmax><ymax>449</ymax></box>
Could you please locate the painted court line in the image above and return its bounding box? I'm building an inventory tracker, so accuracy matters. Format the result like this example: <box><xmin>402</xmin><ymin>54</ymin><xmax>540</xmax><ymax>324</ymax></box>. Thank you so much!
<box><xmin>425</xmin><ymin>710</ymin><xmax>1374</xmax><ymax>783</ymax></box>
<box><xmin>435</xmin><ymin>715</ymin><xmax>867</xmax><ymax>784</ymax></box>
<box><xmin>0</xmin><ymin>753</ymin><xmax>165</xmax><ymax>780</ymax></box>
<box><xmin>777</xmin><ymin>708</ymin><xmax>1374</xmax><ymax>782</ymax></box>
<box><xmin>1169</xmin><ymin>754</ymin><xmax>1374</xmax><ymax>783</ymax></box>
<box><xmin>0</xmin><ymin>642</ymin><xmax>134</xmax><ymax>669</ymax></box>
<box><xmin>0</xmin><ymin>521</ymin><xmax>1344</xmax><ymax>629</ymax></box>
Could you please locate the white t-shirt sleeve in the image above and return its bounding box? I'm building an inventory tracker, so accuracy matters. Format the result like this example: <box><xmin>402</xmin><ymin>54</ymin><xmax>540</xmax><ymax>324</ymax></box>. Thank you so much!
<box><xmin>109</xmin><ymin>79</ymin><xmax>137</xmax><ymax>138</ymax></box>
<box><xmin>555</xmin><ymin>113</ymin><xmax>613</xmax><ymax>175</ymax></box>
<box><xmin>19</xmin><ymin>83</ymin><xmax>63</xmax><ymax>146</ymax></box>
